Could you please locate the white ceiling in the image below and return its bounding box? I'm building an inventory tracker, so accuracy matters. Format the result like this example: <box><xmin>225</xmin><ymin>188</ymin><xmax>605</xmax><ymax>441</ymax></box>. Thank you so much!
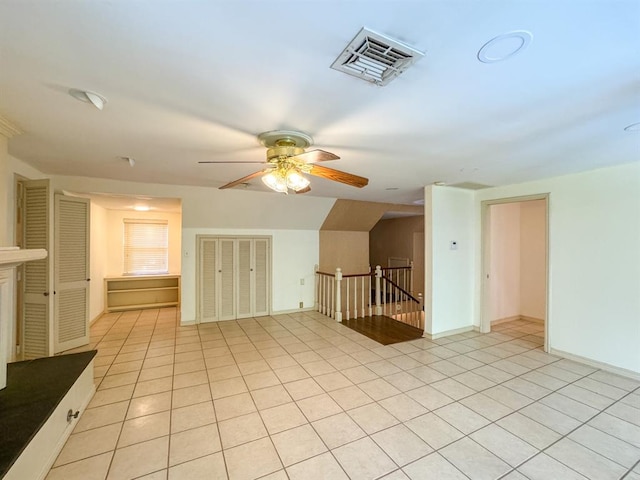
<box><xmin>1</xmin><ymin>0</ymin><xmax>638</xmax><ymax>205</ymax></box>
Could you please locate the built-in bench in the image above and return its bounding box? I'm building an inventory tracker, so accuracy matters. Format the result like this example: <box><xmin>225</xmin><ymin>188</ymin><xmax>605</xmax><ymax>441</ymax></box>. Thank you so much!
<box><xmin>0</xmin><ymin>351</ymin><xmax>96</xmax><ymax>480</ymax></box>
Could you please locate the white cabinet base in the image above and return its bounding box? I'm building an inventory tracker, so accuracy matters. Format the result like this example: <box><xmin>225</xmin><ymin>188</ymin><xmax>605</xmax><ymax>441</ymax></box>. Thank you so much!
<box><xmin>3</xmin><ymin>358</ymin><xmax>95</xmax><ymax>480</ymax></box>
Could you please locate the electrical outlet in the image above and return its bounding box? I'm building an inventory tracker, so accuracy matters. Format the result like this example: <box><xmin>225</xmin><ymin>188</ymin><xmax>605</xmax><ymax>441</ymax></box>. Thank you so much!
<box><xmin>299</xmin><ymin>301</ymin><xmax>304</xmax><ymax>308</ymax></box>
<box><xmin>300</xmin><ymin>278</ymin><xmax>304</xmax><ymax>285</ymax></box>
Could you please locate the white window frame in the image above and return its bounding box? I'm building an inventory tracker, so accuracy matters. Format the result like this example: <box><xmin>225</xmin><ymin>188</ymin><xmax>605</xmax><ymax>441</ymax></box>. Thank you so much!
<box><xmin>123</xmin><ymin>218</ymin><xmax>169</xmax><ymax>275</ymax></box>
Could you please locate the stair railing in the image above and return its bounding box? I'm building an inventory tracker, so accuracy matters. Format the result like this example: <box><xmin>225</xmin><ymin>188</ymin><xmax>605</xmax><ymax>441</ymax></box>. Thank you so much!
<box><xmin>315</xmin><ymin>264</ymin><xmax>423</xmax><ymax>329</ymax></box>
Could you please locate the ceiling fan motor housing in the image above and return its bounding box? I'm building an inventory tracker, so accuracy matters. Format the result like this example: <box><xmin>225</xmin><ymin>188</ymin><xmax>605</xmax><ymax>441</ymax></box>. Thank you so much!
<box><xmin>266</xmin><ymin>145</ymin><xmax>305</xmax><ymax>162</ymax></box>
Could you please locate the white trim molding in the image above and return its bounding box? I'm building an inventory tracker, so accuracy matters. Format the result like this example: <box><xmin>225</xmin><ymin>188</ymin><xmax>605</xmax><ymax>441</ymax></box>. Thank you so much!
<box><xmin>424</xmin><ymin>325</ymin><xmax>476</xmax><ymax>340</ymax></box>
<box><xmin>550</xmin><ymin>348</ymin><xmax>640</xmax><ymax>382</ymax></box>
<box><xmin>0</xmin><ymin>114</ymin><xmax>22</xmax><ymax>138</ymax></box>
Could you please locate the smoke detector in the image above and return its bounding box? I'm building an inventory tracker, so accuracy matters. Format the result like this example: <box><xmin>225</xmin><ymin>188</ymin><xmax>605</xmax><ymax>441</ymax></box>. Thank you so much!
<box><xmin>331</xmin><ymin>27</ymin><xmax>424</xmax><ymax>86</ymax></box>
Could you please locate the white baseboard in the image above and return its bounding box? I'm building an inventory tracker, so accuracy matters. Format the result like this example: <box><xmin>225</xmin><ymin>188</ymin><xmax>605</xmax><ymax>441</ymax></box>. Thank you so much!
<box><xmin>424</xmin><ymin>325</ymin><xmax>475</xmax><ymax>340</ymax></box>
<box><xmin>491</xmin><ymin>315</ymin><xmax>544</xmax><ymax>326</ymax></box>
<box><xmin>549</xmin><ymin>348</ymin><xmax>640</xmax><ymax>382</ymax></box>
<box><xmin>271</xmin><ymin>307</ymin><xmax>316</xmax><ymax>315</ymax></box>
<box><xmin>89</xmin><ymin>310</ymin><xmax>104</xmax><ymax>325</ymax></box>
<box><xmin>521</xmin><ymin>315</ymin><xmax>544</xmax><ymax>324</ymax></box>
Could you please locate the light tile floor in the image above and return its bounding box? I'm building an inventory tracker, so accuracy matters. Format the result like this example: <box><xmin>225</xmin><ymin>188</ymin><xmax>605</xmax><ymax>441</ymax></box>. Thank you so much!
<box><xmin>46</xmin><ymin>308</ymin><xmax>640</xmax><ymax>480</ymax></box>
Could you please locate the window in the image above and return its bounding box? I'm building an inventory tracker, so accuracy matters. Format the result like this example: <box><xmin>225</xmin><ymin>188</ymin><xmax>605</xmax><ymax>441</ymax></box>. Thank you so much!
<box><xmin>123</xmin><ymin>219</ymin><xmax>168</xmax><ymax>275</ymax></box>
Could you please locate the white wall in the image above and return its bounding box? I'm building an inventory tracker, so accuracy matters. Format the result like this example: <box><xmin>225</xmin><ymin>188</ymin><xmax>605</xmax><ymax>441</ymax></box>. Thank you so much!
<box><xmin>520</xmin><ymin>200</ymin><xmax>546</xmax><ymax>319</ymax></box>
<box><xmin>89</xmin><ymin>202</ymin><xmax>108</xmax><ymax>322</ymax></box>
<box><xmin>489</xmin><ymin>203</ymin><xmax>521</xmax><ymax>321</ymax></box>
<box><xmin>0</xmin><ymin>135</ymin><xmax>9</xmax><ymax>246</ymax></box>
<box><xmin>425</xmin><ymin>185</ymin><xmax>475</xmax><ymax>336</ymax></box>
<box><xmin>49</xmin><ymin>175</ymin><xmax>335</xmax><ymax>324</ymax></box>
<box><xmin>105</xmin><ymin>209</ymin><xmax>182</xmax><ymax>276</ymax></box>
<box><xmin>489</xmin><ymin>200</ymin><xmax>546</xmax><ymax>323</ymax></box>
<box><xmin>476</xmin><ymin>163</ymin><xmax>640</xmax><ymax>374</ymax></box>
<box><xmin>181</xmin><ymin>228</ymin><xmax>319</xmax><ymax>322</ymax></box>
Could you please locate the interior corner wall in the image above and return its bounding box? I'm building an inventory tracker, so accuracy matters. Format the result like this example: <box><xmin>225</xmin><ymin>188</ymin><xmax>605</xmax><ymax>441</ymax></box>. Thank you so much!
<box><xmin>89</xmin><ymin>202</ymin><xmax>108</xmax><ymax>322</ymax></box>
<box><xmin>427</xmin><ymin>186</ymin><xmax>475</xmax><ymax>336</ymax></box>
<box><xmin>519</xmin><ymin>200</ymin><xmax>546</xmax><ymax>319</ymax></box>
<box><xmin>489</xmin><ymin>203</ymin><xmax>521</xmax><ymax>322</ymax></box>
<box><xmin>369</xmin><ymin>216</ymin><xmax>425</xmax><ymax>295</ymax></box>
<box><xmin>319</xmin><ymin>230</ymin><xmax>369</xmax><ymax>275</ymax></box>
<box><xmin>476</xmin><ymin>162</ymin><xmax>640</xmax><ymax>374</ymax></box>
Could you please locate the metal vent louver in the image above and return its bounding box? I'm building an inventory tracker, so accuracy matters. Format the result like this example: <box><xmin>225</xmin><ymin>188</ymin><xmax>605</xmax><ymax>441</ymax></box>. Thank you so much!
<box><xmin>331</xmin><ymin>27</ymin><xmax>424</xmax><ymax>86</ymax></box>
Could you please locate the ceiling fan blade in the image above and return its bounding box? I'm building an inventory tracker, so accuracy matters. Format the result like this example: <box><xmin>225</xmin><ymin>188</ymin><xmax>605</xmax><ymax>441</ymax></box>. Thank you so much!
<box><xmin>295</xmin><ymin>186</ymin><xmax>311</xmax><ymax>194</ymax></box>
<box><xmin>308</xmin><ymin>164</ymin><xmax>369</xmax><ymax>188</ymax></box>
<box><xmin>219</xmin><ymin>170</ymin><xmax>267</xmax><ymax>189</ymax></box>
<box><xmin>292</xmin><ymin>149</ymin><xmax>340</xmax><ymax>164</ymax></box>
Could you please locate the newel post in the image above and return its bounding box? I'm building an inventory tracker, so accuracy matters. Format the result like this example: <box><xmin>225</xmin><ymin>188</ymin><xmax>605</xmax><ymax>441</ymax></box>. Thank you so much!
<box><xmin>335</xmin><ymin>268</ymin><xmax>343</xmax><ymax>322</ymax></box>
<box><xmin>375</xmin><ymin>265</ymin><xmax>382</xmax><ymax>316</ymax></box>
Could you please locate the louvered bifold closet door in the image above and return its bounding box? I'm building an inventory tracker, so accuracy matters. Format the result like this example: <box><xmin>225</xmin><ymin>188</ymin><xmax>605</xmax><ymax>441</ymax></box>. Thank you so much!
<box><xmin>236</xmin><ymin>239</ymin><xmax>252</xmax><ymax>319</ymax></box>
<box><xmin>22</xmin><ymin>179</ymin><xmax>50</xmax><ymax>359</ymax></box>
<box><xmin>219</xmin><ymin>239</ymin><xmax>236</xmax><ymax>321</ymax></box>
<box><xmin>199</xmin><ymin>238</ymin><xmax>218</xmax><ymax>323</ymax></box>
<box><xmin>54</xmin><ymin>195</ymin><xmax>90</xmax><ymax>353</ymax></box>
<box><xmin>254</xmin><ymin>239</ymin><xmax>270</xmax><ymax>316</ymax></box>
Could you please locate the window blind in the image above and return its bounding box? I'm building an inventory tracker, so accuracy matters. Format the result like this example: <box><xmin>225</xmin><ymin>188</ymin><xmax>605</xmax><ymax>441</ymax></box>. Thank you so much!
<box><xmin>123</xmin><ymin>219</ymin><xmax>169</xmax><ymax>274</ymax></box>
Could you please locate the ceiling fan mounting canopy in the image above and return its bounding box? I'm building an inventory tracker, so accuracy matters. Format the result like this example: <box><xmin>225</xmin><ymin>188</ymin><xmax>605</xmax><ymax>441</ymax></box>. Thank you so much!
<box><xmin>258</xmin><ymin>130</ymin><xmax>313</xmax><ymax>148</ymax></box>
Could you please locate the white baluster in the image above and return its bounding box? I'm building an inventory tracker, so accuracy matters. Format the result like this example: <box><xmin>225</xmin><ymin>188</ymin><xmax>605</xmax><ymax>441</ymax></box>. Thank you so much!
<box><xmin>374</xmin><ymin>265</ymin><xmax>382</xmax><ymax>316</ymax></box>
<box><xmin>335</xmin><ymin>268</ymin><xmax>342</xmax><ymax>322</ymax></box>
<box><xmin>345</xmin><ymin>277</ymin><xmax>350</xmax><ymax>320</ymax></box>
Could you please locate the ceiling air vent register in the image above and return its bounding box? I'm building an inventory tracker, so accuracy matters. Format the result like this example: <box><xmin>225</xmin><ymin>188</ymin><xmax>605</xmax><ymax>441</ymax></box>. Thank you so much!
<box><xmin>331</xmin><ymin>27</ymin><xmax>424</xmax><ymax>86</ymax></box>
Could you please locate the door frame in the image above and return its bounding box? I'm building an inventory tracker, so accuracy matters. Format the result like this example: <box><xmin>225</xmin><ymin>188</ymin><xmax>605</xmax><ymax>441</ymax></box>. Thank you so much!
<box><xmin>480</xmin><ymin>193</ymin><xmax>550</xmax><ymax>352</ymax></box>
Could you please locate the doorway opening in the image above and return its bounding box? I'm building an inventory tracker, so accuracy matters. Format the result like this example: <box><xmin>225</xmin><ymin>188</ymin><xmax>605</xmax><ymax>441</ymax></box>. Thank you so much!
<box><xmin>481</xmin><ymin>194</ymin><xmax>549</xmax><ymax>351</ymax></box>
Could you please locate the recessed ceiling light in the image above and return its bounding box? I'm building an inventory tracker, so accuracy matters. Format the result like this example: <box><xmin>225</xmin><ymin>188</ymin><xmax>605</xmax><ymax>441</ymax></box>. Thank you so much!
<box><xmin>624</xmin><ymin>122</ymin><xmax>640</xmax><ymax>132</ymax></box>
<box><xmin>68</xmin><ymin>88</ymin><xmax>107</xmax><ymax>110</ymax></box>
<box><xmin>477</xmin><ymin>31</ymin><xmax>533</xmax><ymax>63</ymax></box>
<box><xmin>133</xmin><ymin>206</ymin><xmax>150</xmax><ymax>212</ymax></box>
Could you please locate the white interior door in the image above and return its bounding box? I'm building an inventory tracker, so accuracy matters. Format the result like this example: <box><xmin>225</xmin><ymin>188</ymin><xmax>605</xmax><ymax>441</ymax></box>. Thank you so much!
<box><xmin>22</xmin><ymin>179</ymin><xmax>50</xmax><ymax>359</ymax></box>
<box><xmin>197</xmin><ymin>236</ymin><xmax>270</xmax><ymax>322</ymax></box>
<box><xmin>54</xmin><ymin>194</ymin><xmax>90</xmax><ymax>353</ymax></box>
<box><xmin>253</xmin><ymin>238</ymin><xmax>270</xmax><ymax>317</ymax></box>
<box><xmin>199</xmin><ymin>237</ymin><xmax>218</xmax><ymax>323</ymax></box>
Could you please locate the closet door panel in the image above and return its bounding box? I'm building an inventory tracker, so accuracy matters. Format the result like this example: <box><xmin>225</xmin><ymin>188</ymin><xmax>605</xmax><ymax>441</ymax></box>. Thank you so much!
<box><xmin>237</xmin><ymin>239</ymin><xmax>252</xmax><ymax>319</ymax></box>
<box><xmin>219</xmin><ymin>239</ymin><xmax>235</xmax><ymax>321</ymax></box>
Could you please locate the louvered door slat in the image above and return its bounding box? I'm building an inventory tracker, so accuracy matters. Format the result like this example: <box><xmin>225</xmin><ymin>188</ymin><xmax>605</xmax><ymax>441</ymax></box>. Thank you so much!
<box><xmin>200</xmin><ymin>239</ymin><xmax>217</xmax><ymax>321</ymax></box>
<box><xmin>22</xmin><ymin>180</ymin><xmax>50</xmax><ymax>359</ymax></box>
<box><xmin>219</xmin><ymin>239</ymin><xmax>235</xmax><ymax>320</ymax></box>
<box><xmin>254</xmin><ymin>239</ymin><xmax>269</xmax><ymax>316</ymax></box>
<box><xmin>57</xmin><ymin>289</ymin><xmax>87</xmax><ymax>342</ymax></box>
<box><xmin>237</xmin><ymin>239</ymin><xmax>252</xmax><ymax>318</ymax></box>
<box><xmin>54</xmin><ymin>195</ymin><xmax>90</xmax><ymax>353</ymax></box>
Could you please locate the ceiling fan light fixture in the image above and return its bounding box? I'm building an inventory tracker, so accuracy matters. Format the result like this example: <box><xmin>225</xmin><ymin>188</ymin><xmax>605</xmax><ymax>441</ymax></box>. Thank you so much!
<box><xmin>262</xmin><ymin>171</ymin><xmax>288</xmax><ymax>193</ymax></box>
<box><xmin>286</xmin><ymin>170</ymin><xmax>310</xmax><ymax>191</ymax></box>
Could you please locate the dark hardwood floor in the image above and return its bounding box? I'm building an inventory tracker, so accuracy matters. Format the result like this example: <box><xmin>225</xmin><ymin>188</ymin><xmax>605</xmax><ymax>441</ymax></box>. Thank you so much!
<box><xmin>340</xmin><ymin>315</ymin><xmax>424</xmax><ymax>345</ymax></box>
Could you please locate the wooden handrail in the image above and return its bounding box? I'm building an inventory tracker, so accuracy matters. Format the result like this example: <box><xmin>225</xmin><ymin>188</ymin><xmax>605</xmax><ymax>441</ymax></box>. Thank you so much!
<box><xmin>381</xmin><ymin>275</ymin><xmax>420</xmax><ymax>304</ymax></box>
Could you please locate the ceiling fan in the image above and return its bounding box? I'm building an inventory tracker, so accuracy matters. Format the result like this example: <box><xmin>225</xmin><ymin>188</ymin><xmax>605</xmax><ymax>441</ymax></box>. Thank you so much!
<box><xmin>199</xmin><ymin>130</ymin><xmax>369</xmax><ymax>194</ymax></box>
